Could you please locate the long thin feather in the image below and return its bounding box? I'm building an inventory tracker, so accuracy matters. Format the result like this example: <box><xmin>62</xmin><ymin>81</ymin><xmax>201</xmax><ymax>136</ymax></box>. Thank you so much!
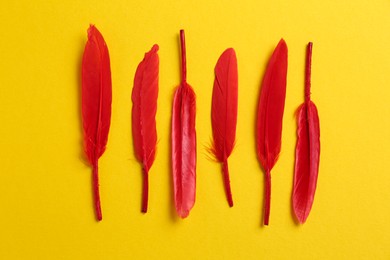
<box><xmin>256</xmin><ymin>39</ymin><xmax>288</xmax><ymax>225</ymax></box>
<box><xmin>172</xmin><ymin>30</ymin><xmax>197</xmax><ymax>218</ymax></box>
<box><xmin>293</xmin><ymin>42</ymin><xmax>320</xmax><ymax>223</ymax></box>
<box><xmin>132</xmin><ymin>44</ymin><xmax>159</xmax><ymax>213</ymax></box>
<box><xmin>81</xmin><ymin>25</ymin><xmax>112</xmax><ymax>221</ymax></box>
<box><xmin>211</xmin><ymin>48</ymin><xmax>238</xmax><ymax>207</ymax></box>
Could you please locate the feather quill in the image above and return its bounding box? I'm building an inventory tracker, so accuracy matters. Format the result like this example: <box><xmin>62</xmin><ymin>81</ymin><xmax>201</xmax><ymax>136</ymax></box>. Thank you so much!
<box><xmin>256</xmin><ymin>39</ymin><xmax>288</xmax><ymax>225</ymax></box>
<box><xmin>172</xmin><ymin>30</ymin><xmax>197</xmax><ymax>218</ymax></box>
<box><xmin>132</xmin><ymin>45</ymin><xmax>159</xmax><ymax>213</ymax></box>
<box><xmin>81</xmin><ymin>25</ymin><xmax>112</xmax><ymax>221</ymax></box>
<box><xmin>211</xmin><ymin>48</ymin><xmax>238</xmax><ymax>207</ymax></box>
<box><xmin>293</xmin><ymin>42</ymin><xmax>320</xmax><ymax>223</ymax></box>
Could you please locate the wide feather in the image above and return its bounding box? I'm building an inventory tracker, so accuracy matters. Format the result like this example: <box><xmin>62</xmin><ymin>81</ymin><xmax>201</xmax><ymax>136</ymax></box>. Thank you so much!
<box><xmin>132</xmin><ymin>44</ymin><xmax>159</xmax><ymax>213</ymax></box>
<box><xmin>82</xmin><ymin>25</ymin><xmax>112</xmax><ymax>221</ymax></box>
<box><xmin>293</xmin><ymin>42</ymin><xmax>320</xmax><ymax>223</ymax></box>
<box><xmin>211</xmin><ymin>48</ymin><xmax>238</xmax><ymax>207</ymax></box>
<box><xmin>256</xmin><ymin>39</ymin><xmax>288</xmax><ymax>225</ymax></box>
<box><xmin>172</xmin><ymin>30</ymin><xmax>197</xmax><ymax>218</ymax></box>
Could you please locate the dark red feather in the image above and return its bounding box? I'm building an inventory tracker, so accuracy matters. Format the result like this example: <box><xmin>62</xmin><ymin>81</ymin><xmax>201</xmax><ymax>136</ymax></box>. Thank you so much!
<box><xmin>211</xmin><ymin>48</ymin><xmax>238</xmax><ymax>207</ymax></box>
<box><xmin>172</xmin><ymin>30</ymin><xmax>197</xmax><ymax>218</ymax></box>
<box><xmin>293</xmin><ymin>42</ymin><xmax>320</xmax><ymax>223</ymax></box>
<box><xmin>81</xmin><ymin>25</ymin><xmax>112</xmax><ymax>221</ymax></box>
<box><xmin>256</xmin><ymin>39</ymin><xmax>288</xmax><ymax>225</ymax></box>
<box><xmin>132</xmin><ymin>44</ymin><xmax>159</xmax><ymax>213</ymax></box>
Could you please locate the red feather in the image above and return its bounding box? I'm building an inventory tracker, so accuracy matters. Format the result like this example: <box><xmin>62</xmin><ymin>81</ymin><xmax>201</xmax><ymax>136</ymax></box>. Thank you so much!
<box><xmin>211</xmin><ymin>48</ymin><xmax>238</xmax><ymax>207</ymax></box>
<box><xmin>256</xmin><ymin>39</ymin><xmax>288</xmax><ymax>225</ymax></box>
<box><xmin>172</xmin><ymin>30</ymin><xmax>197</xmax><ymax>218</ymax></box>
<box><xmin>293</xmin><ymin>42</ymin><xmax>320</xmax><ymax>223</ymax></box>
<box><xmin>81</xmin><ymin>25</ymin><xmax>112</xmax><ymax>221</ymax></box>
<box><xmin>132</xmin><ymin>44</ymin><xmax>159</xmax><ymax>213</ymax></box>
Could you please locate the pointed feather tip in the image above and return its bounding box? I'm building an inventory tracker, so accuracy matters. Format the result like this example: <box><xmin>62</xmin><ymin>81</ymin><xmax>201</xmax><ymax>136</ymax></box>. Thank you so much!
<box><xmin>276</xmin><ymin>38</ymin><xmax>288</xmax><ymax>54</ymax></box>
<box><xmin>87</xmin><ymin>24</ymin><xmax>96</xmax><ymax>38</ymax></box>
<box><xmin>178</xmin><ymin>209</ymin><xmax>190</xmax><ymax>219</ymax></box>
<box><xmin>151</xmin><ymin>44</ymin><xmax>159</xmax><ymax>53</ymax></box>
<box><xmin>222</xmin><ymin>48</ymin><xmax>236</xmax><ymax>56</ymax></box>
<box><xmin>293</xmin><ymin>204</ymin><xmax>309</xmax><ymax>224</ymax></box>
<box><xmin>217</xmin><ymin>48</ymin><xmax>236</xmax><ymax>66</ymax></box>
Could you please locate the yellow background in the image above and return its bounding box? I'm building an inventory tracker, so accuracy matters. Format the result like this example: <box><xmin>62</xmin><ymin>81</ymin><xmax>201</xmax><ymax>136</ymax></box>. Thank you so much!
<box><xmin>0</xmin><ymin>0</ymin><xmax>389</xmax><ymax>259</ymax></box>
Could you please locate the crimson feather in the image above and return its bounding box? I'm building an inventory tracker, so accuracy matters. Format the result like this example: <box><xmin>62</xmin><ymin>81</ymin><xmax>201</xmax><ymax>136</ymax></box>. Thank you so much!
<box><xmin>293</xmin><ymin>42</ymin><xmax>320</xmax><ymax>224</ymax></box>
<box><xmin>172</xmin><ymin>30</ymin><xmax>197</xmax><ymax>218</ymax></box>
<box><xmin>256</xmin><ymin>39</ymin><xmax>288</xmax><ymax>225</ymax></box>
<box><xmin>81</xmin><ymin>25</ymin><xmax>112</xmax><ymax>221</ymax></box>
<box><xmin>132</xmin><ymin>44</ymin><xmax>159</xmax><ymax>213</ymax></box>
<box><xmin>211</xmin><ymin>48</ymin><xmax>238</xmax><ymax>207</ymax></box>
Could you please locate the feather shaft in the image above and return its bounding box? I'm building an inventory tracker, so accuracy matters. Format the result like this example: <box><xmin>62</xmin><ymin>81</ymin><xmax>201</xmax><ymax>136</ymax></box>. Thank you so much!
<box><xmin>172</xmin><ymin>30</ymin><xmax>197</xmax><ymax>218</ymax></box>
<box><xmin>256</xmin><ymin>39</ymin><xmax>288</xmax><ymax>225</ymax></box>
<box><xmin>222</xmin><ymin>159</ymin><xmax>233</xmax><ymax>207</ymax></box>
<box><xmin>293</xmin><ymin>42</ymin><xmax>320</xmax><ymax>223</ymax></box>
<box><xmin>142</xmin><ymin>167</ymin><xmax>149</xmax><ymax>213</ymax></box>
<box><xmin>82</xmin><ymin>25</ymin><xmax>112</xmax><ymax>221</ymax></box>
<box><xmin>92</xmin><ymin>163</ymin><xmax>101</xmax><ymax>220</ymax></box>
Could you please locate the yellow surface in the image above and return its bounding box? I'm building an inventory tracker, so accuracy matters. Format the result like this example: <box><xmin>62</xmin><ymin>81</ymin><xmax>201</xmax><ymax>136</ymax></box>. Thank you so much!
<box><xmin>0</xmin><ymin>0</ymin><xmax>389</xmax><ymax>259</ymax></box>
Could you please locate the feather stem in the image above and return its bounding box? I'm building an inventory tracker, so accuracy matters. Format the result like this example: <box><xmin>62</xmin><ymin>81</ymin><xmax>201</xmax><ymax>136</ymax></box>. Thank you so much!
<box><xmin>141</xmin><ymin>166</ymin><xmax>149</xmax><ymax>213</ymax></box>
<box><xmin>305</xmin><ymin>42</ymin><xmax>313</xmax><ymax>102</ymax></box>
<box><xmin>264</xmin><ymin>169</ymin><xmax>271</xmax><ymax>225</ymax></box>
<box><xmin>92</xmin><ymin>162</ymin><xmax>102</xmax><ymax>221</ymax></box>
<box><xmin>180</xmin><ymin>30</ymin><xmax>187</xmax><ymax>84</ymax></box>
<box><xmin>222</xmin><ymin>160</ymin><xmax>233</xmax><ymax>207</ymax></box>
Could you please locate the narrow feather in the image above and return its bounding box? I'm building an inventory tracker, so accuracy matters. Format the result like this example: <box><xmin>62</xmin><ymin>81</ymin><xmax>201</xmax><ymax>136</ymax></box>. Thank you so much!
<box><xmin>132</xmin><ymin>44</ymin><xmax>159</xmax><ymax>213</ymax></box>
<box><xmin>82</xmin><ymin>25</ymin><xmax>112</xmax><ymax>221</ymax></box>
<box><xmin>256</xmin><ymin>39</ymin><xmax>288</xmax><ymax>225</ymax></box>
<box><xmin>172</xmin><ymin>30</ymin><xmax>197</xmax><ymax>218</ymax></box>
<box><xmin>293</xmin><ymin>42</ymin><xmax>320</xmax><ymax>223</ymax></box>
<box><xmin>211</xmin><ymin>48</ymin><xmax>238</xmax><ymax>207</ymax></box>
